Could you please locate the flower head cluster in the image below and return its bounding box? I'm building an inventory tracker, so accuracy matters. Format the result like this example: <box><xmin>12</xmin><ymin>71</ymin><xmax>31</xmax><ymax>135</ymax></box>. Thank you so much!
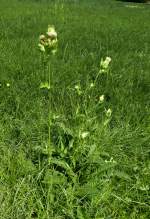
<box><xmin>38</xmin><ymin>25</ymin><xmax>58</xmax><ymax>55</ymax></box>
<box><xmin>100</xmin><ymin>56</ymin><xmax>111</xmax><ymax>73</ymax></box>
<box><xmin>99</xmin><ymin>95</ymin><xmax>105</xmax><ymax>103</ymax></box>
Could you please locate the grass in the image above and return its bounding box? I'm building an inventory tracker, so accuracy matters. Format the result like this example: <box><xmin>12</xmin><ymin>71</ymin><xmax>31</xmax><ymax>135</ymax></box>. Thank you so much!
<box><xmin>0</xmin><ymin>0</ymin><xmax>150</xmax><ymax>218</ymax></box>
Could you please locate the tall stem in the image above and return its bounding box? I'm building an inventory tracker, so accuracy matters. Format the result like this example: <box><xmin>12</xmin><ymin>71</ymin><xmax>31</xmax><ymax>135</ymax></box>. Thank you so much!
<box><xmin>48</xmin><ymin>60</ymin><xmax>51</xmax><ymax>151</ymax></box>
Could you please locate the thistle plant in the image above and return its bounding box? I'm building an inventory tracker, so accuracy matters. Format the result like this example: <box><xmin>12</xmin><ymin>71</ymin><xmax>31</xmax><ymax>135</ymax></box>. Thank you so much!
<box><xmin>91</xmin><ymin>56</ymin><xmax>112</xmax><ymax>87</ymax></box>
<box><xmin>38</xmin><ymin>25</ymin><xmax>58</xmax><ymax>158</ymax></box>
<box><xmin>99</xmin><ymin>56</ymin><xmax>111</xmax><ymax>73</ymax></box>
<box><xmin>38</xmin><ymin>25</ymin><xmax>58</xmax><ymax>89</ymax></box>
<box><xmin>38</xmin><ymin>25</ymin><xmax>58</xmax><ymax>55</ymax></box>
<box><xmin>73</xmin><ymin>56</ymin><xmax>112</xmax><ymax>129</ymax></box>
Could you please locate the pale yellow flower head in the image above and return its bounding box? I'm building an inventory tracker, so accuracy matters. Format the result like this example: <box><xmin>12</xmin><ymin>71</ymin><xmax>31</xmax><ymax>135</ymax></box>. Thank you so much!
<box><xmin>47</xmin><ymin>25</ymin><xmax>55</xmax><ymax>33</ymax></box>
<box><xmin>106</xmin><ymin>108</ymin><xmax>112</xmax><ymax>117</ymax></box>
<box><xmin>90</xmin><ymin>82</ymin><xmax>94</xmax><ymax>88</ymax></box>
<box><xmin>100</xmin><ymin>56</ymin><xmax>111</xmax><ymax>71</ymax></box>
<box><xmin>47</xmin><ymin>31</ymin><xmax>57</xmax><ymax>39</ymax></box>
<box><xmin>39</xmin><ymin>34</ymin><xmax>46</xmax><ymax>41</ymax></box>
<box><xmin>75</xmin><ymin>85</ymin><xmax>80</xmax><ymax>90</ymax></box>
<box><xmin>75</xmin><ymin>85</ymin><xmax>82</xmax><ymax>95</ymax></box>
<box><xmin>38</xmin><ymin>43</ymin><xmax>45</xmax><ymax>52</ymax></box>
<box><xmin>47</xmin><ymin>25</ymin><xmax>57</xmax><ymax>39</ymax></box>
<box><xmin>81</xmin><ymin>131</ymin><xmax>89</xmax><ymax>139</ymax></box>
<box><xmin>38</xmin><ymin>25</ymin><xmax>58</xmax><ymax>55</ymax></box>
<box><xmin>99</xmin><ymin>95</ymin><xmax>105</xmax><ymax>103</ymax></box>
<box><xmin>105</xmin><ymin>57</ymin><xmax>111</xmax><ymax>64</ymax></box>
<box><xmin>6</xmin><ymin>83</ymin><xmax>10</xmax><ymax>87</ymax></box>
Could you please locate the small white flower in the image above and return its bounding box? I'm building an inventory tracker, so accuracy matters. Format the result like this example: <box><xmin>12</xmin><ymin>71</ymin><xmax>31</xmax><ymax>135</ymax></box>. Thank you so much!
<box><xmin>100</xmin><ymin>56</ymin><xmax>111</xmax><ymax>71</ymax></box>
<box><xmin>105</xmin><ymin>157</ymin><xmax>116</xmax><ymax>164</ymax></box>
<box><xmin>47</xmin><ymin>31</ymin><xmax>57</xmax><ymax>39</ymax></box>
<box><xmin>47</xmin><ymin>25</ymin><xmax>55</xmax><ymax>33</ymax></box>
<box><xmin>75</xmin><ymin>85</ymin><xmax>82</xmax><ymax>95</ymax></box>
<box><xmin>38</xmin><ymin>43</ymin><xmax>45</xmax><ymax>52</ymax></box>
<box><xmin>105</xmin><ymin>57</ymin><xmax>111</xmax><ymax>64</ymax></box>
<box><xmin>52</xmin><ymin>114</ymin><xmax>60</xmax><ymax>120</ymax></box>
<box><xmin>6</xmin><ymin>83</ymin><xmax>10</xmax><ymax>87</ymax></box>
<box><xmin>50</xmin><ymin>39</ymin><xmax>58</xmax><ymax>47</ymax></box>
<box><xmin>81</xmin><ymin>131</ymin><xmax>89</xmax><ymax>139</ymax></box>
<box><xmin>106</xmin><ymin>108</ymin><xmax>112</xmax><ymax>117</ymax></box>
<box><xmin>75</xmin><ymin>85</ymin><xmax>79</xmax><ymax>90</ymax></box>
<box><xmin>47</xmin><ymin>25</ymin><xmax>57</xmax><ymax>39</ymax></box>
<box><xmin>99</xmin><ymin>95</ymin><xmax>104</xmax><ymax>103</ymax></box>
<box><xmin>90</xmin><ymin>82</ymin><xmax>94</xmax><ymax>88</ymax></box>
<box><xmin>39</xmin><ymin>34</ymin><xmax>46</xmax><ymax>41</ymax></box>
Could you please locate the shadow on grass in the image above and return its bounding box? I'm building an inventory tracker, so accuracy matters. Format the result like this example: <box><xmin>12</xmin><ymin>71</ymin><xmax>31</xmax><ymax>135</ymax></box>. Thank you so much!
<box><xmin>117</xmin><ymin>0</ymin><xmax>149</xmax><ymax>3</ymax></box>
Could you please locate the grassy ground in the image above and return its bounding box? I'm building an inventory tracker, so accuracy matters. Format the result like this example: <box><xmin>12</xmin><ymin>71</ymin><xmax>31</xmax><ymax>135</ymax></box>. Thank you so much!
<box><xmin>0</xmin><ymin>0</ymin><xmax>150</xmax><ymax>218</ymax></box>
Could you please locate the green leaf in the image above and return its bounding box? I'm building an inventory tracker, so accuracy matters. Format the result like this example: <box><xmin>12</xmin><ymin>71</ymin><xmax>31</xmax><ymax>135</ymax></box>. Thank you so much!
<box><xmin>40</xmin><ymin>82</ymin><xmax>50</xmax><ymax>90</ymax></box>
<box><xmin>43</xmin><ymin>169</ymin><xmax>66</xmax><ymax>185</ymax></box>
<box><xmin>49</xmin><ymin>158</ymin><xmax>76</xmax><ymax>183</ymax></box>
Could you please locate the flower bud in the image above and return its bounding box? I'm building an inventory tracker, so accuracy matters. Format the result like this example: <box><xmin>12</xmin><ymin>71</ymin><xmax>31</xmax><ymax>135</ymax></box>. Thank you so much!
<box><xmin>39</xmin><ymin>34</ymin><xmax>46</xmax><ymax>41</ymax></box>
<box><xmin>81</xmin><ymin>131</ymin><xmax>89</xmax><ymax>139</ymax></box>
<box><xmin>47</xmin><ymin>31</ymin><xmax>57</xmax><ymax>39</ymax></box>
<box><xmin>105</xmin><ymin>57</ymin><xmax>111</xmax><ymax>64</ymax></box>
<box><xmin>106</xmin><ymin>108</ymin><xmax>112</xmax><ymax>117</ymax></box>
<box><xmin>47</xmin><ymin>25</ymin><xmax>55</xmax><ymax>33</ymax></box>
<box><xmin>90</xmin><ymin>82</ymin><xmax>94</xmax><ymax>88</ymax></box>
<box><xmin>38</xmin><ymin>43</ymin><xmax>45</xmax><ymax>52</ymax></box>
<box><xmin>6</xmin><ymin>83</ymin><xmax>10</xmax><ymax>87</ymax></box>
<box><xmin>99</xmin><ymin>95</ymin><xmax>104</xmax><ymax>103</ymax></box>
<box><xmin>100</xmin><ymin>56</ymin><xmax>111</xmax><ymax>70</ymax></box>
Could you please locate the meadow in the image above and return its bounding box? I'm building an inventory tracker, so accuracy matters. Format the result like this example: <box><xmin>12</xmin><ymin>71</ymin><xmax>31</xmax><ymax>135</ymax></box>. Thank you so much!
<box><xmin>0</xmin><ymin>0</ymin><xmax>150</xmax><ymax>218</ymax></box>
